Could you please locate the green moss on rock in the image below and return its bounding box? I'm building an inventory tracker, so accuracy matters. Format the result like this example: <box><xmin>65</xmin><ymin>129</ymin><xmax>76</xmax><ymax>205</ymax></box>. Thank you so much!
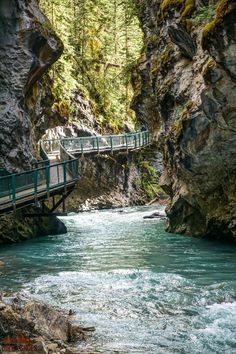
<box><xmin>202</xmin><ymin>0</ymin><xmax>236</xmax><ymax>46</ymax></box>
<box><xmin>161</xmin><ymin>0</ymin><xmax>195</xmax><ymax>19</ymax></box>
<box><xmin>138</xmin><ymin>161</ymin><xmax>163</xmax><ymax>200</ymax></box>
<box><xmin>161</xmin><ymin>0</ymin><xmax>183</xmax><ymax>14</ymax></box>
<box><xmin>169</xmin><ymin>100</ymin><xmax>194</xmax><ymax>139</ymax></box>
<box><xmin>181</xmin><ymin>0</ymin><xmax>195</xmax><ymax>18</ymax></box>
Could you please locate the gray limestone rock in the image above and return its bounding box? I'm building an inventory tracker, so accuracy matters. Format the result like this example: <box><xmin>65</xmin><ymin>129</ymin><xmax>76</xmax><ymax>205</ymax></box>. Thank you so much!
<box><xmin>133</xmin><ymin>1</ymin><xmax>236</xmax><ymax>241</ymax></box>
<box><xmin>0</xmin><ymin>0</ymin><xmax>63</xmax><ymax>172</ymax></box>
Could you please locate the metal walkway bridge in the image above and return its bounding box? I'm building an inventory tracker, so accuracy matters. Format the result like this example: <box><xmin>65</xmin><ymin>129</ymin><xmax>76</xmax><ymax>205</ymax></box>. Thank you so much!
<box><xmin>0</xmin><ymin>131</ymin><xmax>150</xmax><ymax>215</ymax></box>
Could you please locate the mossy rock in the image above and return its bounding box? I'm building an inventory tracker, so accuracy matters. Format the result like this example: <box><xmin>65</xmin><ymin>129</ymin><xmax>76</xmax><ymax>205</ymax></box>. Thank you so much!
<box><xmin>169</xmin><ymin>100</ymin><xmax>195</xmax><ymax>139</ymax></box>
<box><xmin>202</xmin><ymin>0</ymin><xmax>236</xmax><ymax>47</ymax></box>
<box><xmin>138</xmin><ymin>161</ymin><xmax>163</xmax><ymax>200</ymax></box>
<box><xmin>181</xmin><ymin>0</ymin><xmax>195</xmax><ymax>18</ymax></box>
<box><xmin>161</xmin><ymin>0</ymin><xmax>195</xmax><ymax>19</ymax></box>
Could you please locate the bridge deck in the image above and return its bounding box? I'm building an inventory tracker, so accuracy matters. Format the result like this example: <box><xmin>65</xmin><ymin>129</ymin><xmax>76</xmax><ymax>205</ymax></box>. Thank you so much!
<box><xmin>0</xmin><ymin>131</ymin><xmax>151</xmax><ymax>214</ymax></box>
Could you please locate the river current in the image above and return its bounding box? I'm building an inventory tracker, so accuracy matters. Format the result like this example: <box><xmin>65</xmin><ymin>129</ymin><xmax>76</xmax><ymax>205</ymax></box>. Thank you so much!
<box><xmin>1</xmin><ymin>206</ymin><xmax>236</xmax><ymax>353</ymax></box>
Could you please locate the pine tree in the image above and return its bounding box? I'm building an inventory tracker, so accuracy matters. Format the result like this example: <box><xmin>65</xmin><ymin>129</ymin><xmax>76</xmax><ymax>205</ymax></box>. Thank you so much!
<box><xmin>39</xmin><ymin>0</ymin><xmax>143</xmax><ymax>132</ymax></box>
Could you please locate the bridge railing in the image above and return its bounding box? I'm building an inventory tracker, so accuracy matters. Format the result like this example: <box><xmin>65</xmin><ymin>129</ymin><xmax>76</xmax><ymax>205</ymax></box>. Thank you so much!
<box><xmin>61</xmin><ymin>131</ymin><xmax>150</xmax><ymax>154</ymax></box>
<box><xmin>0</xmin><ymin>131</ymin><xmax>150</xmax><ymax>209</ymax></box>
<box><xmin>41</xmin><ymin>139</ymin><xmax>61</xmax><ymax>156</ymax></box>
<box><xmin>0</xmin><ymin>160</ymin><xmax>78</xmax><ymax>207</ymax></box>
<box><xmin>59</xmin><ymin>142</ymin><xmax>79</xmax><ymax>180</ymax></box>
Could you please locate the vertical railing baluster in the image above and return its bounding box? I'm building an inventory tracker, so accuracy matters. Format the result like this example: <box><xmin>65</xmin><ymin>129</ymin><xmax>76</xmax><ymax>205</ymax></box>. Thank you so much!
<box><xmin>125</xmin><ymin>134</ymin><xmax>128</xmax><ymax>152</ymax></box>
<box><xmin>63</xmin><ymin>162</ymin><xmax>67</xmax><ymax>191</ymax></box>
<box><xmin>57</xmin><ymin>165</ymin><xmax>60</xmax><ymax>184</ymax></box>
<box><xmin>46</xmin><ymin>165</ymin><xmax>50</xmax><ymax>194</ymax></box>
<box><xmin>8</xmin><ymin>177</ymin><xmax>11</xmax><ymax>202</ymax></box>
<box><xmin>134</xmin><ymin>134</ymin><xmax>137</xmax><ymax>149</ymax></box>
<box><xmin>81</xmin><ymin>140</ymin><xmax>84</xmax><ymax>155</ymax></box>
<box><xmin>110</xmin><ymin>136</ymin><xmax>113</xmax><ymax>154</ymax></box>
<box><xmin>12</xmin><ymin>174</ymin><xmax>16</xmax><ymax>205</ymax></box>
<box><xmin>34</xmin><ymin>169</ymin><xmax>38</xmax><ymax>200</ymax></box>
<box><xmin>97</xmin><ymin>137</ymin><xmax>100</xmax><ymax>153</ymax></box>
<box><xmin>75</xmin><ymin>159</ymin><xmax>79</xmax><ymax>180</ymax></box>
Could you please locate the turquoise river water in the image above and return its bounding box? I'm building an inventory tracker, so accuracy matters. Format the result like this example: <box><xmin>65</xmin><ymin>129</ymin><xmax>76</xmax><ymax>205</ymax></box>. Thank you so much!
<box><xmin>0</xmin><ymin>206</ymin><xmax>236</xmax><ymax>353</ymax></box>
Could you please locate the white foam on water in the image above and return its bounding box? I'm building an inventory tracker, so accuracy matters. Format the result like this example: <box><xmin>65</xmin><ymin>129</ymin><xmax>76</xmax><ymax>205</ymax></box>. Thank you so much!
<box><xmin>2</xmin><ymin>206</ymin><xmax>236</xmax><ymax>353</ymax></box>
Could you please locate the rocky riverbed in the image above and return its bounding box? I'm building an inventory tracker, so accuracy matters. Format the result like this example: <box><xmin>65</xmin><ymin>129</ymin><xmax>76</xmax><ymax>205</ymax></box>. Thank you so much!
<box><xmin>0</xmin><ymin>293</ymin><xmax>95</xmax><ymax>354</ymax></box>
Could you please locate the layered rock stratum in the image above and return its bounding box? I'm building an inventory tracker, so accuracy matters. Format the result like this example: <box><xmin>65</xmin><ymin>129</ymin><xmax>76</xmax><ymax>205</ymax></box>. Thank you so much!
<box><xmin>134</xmin><ymin>0</ymin><xmax>236</xmax><ymax>240</ymax></box>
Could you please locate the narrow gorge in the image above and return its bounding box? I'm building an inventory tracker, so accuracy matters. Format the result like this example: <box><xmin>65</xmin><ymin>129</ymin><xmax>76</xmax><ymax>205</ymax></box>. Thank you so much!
<box><xmin>1</xmin><ymin>0</ymin><xmax>236</xmax><ymax>353</ymax></box>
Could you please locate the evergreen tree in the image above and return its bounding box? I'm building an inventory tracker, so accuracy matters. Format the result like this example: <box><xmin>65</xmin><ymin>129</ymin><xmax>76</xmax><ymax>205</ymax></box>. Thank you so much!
<box><xmin>39</xmin><ymin>0</ymin><xmax>143</xmax><ymax>132</ymax></box>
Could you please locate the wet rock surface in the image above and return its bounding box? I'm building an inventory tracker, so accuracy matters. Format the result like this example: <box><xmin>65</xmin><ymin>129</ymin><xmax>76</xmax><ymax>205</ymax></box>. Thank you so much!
<box><xmin>143</xmin><ymin>211</ymin><xmax>166</xmax><ymax>220</ymax></box>
<box><xmin>134</xmin><ymin>0</ymin><xmax>236</xmax><ymax>240</ymax></box>
<box><xmin>0</xmin><ymin>293</ymin><xmax>94</xmax><ymax>353</ymax></box>
<box><xmin>0</xmin><ymin>206</ymin><xmax>66</xmax><ymax>244</ymax></box>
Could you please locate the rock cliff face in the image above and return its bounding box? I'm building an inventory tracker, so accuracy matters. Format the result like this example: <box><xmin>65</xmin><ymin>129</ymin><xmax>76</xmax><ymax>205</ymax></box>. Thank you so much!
<box><xmin>0</xmin><ymin>206</ymin><xmax>67</xmax><ymax>244</ymax></box>
<box><xmin>0</xmin><ymin>0</ymin><xmax>63</xmax><ymax>172</ymax></box>
<box><xmin>134</xmin><ymin>0</ymin><xmax>236</xmax><ymax>240</ymax></box>
<box><xmin>0</xmin><ymin>0</ymin><xmax>65</xmax><ymax>243</ymax></box>
<box><xmin>65</xmin><ymin>152</ymin><xmax>148</xmax><ymax>211</ymax></box>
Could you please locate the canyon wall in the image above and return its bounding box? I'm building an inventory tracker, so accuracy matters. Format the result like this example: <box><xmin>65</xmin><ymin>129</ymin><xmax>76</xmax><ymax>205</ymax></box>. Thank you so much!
<box><xmin>64</xmin><ymin>150</ymin><xmax>160</xmax><ymax>211</ymax></box>
<box><xmin>0</xmin><ymin>0</ymin><xmax>65</xmax><ymax>242</ymax></box>
<box><xmin>0</xmin><ymin>0</ymin><xmax>63</xmax><ymax>172</ymax></box>
<box><xmin>134</xmin><ymin>0</ymin><xmax>236</xmax><ymax>240</ymax></box>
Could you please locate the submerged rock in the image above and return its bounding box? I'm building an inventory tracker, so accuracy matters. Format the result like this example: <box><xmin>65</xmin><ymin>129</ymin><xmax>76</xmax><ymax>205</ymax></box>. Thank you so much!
<box><xmin>143</xmin><ymin>212</ymin><xmax>166</xmax><ymax>220</ymax></box>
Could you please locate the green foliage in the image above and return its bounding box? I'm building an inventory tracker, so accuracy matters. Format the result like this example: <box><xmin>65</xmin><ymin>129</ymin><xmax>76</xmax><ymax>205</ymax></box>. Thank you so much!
<box><xmin>39</xmin><ymin>0</ymin><xmax>143</xmax><ymax>132</ymax></box>
<box><xmin>138</xmin><ymin>161</ymin><xmax>162</xmax><ymax>200</ymax></box>
<box><xmin>192</xmin><ymin>4</ymin><xmax>216</xmax><ymax>24</ymax></box>
<box><xmin>202</xmin><ymin>0</ymin><xmax>236</xmax><ymax>46</ymax></box>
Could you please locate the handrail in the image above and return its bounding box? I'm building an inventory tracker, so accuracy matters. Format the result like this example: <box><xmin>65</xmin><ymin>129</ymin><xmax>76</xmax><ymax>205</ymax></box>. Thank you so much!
<box><xmin>59</xmin><ymin>141</ymin><xmax>79</xmax><ymax>180</ymax></box>
<box><xmin>60</xmin><ymin>131</ymin><xmax>151</xmax><ymax>155</ymax></box>
<box><xmin>0</xmin><ymin>130</ymin><xmax>151</xmax><ymax>211</ymax></box>
<box><xmin>60</xmin><ymin>131</ymin><xmax>148</xmax><ymax>141</ymax></box>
